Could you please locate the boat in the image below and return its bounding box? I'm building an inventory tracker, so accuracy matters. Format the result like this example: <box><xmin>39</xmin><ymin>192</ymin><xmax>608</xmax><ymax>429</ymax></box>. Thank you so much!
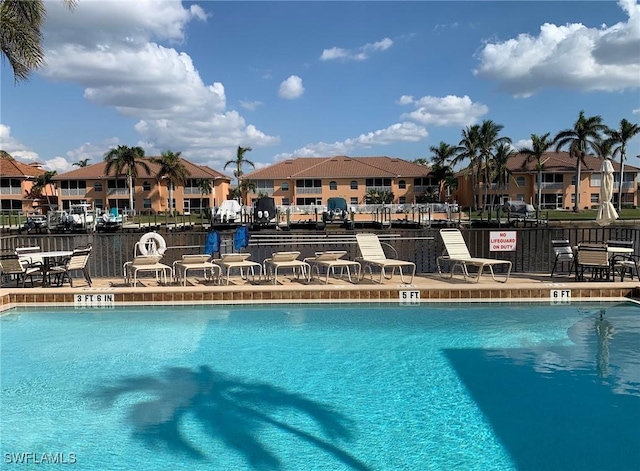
<box><xmin>96</xmin><ymin>207</ymin><xmax>124</xmax><ymax>232</ymax></box>
<box><xmin>47</xmin><ymin>203</ymin><xmax>98</xmax><ymax>232</ymax></box>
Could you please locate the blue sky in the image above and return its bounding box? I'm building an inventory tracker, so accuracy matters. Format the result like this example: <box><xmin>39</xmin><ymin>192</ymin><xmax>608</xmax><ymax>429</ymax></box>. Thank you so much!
<box><xmin>1</xmin><ymin>0</ymin><xmax>639</xmax><ymax>174</ymax></box>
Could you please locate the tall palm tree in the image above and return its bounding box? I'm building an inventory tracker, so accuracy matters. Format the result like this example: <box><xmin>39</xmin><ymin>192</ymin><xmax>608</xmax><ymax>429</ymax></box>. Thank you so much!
<box><xmin>26</xmin><ymin>170</ymin><xmax>56</xmax><ymax>208</ymax></box>
<box><xmin>553</xmin><ymin>110</ymin><xmax>606</xmax><ymax>212</ymax></box>
<box><xmin>489</xmin><ymin>143</ymin><xmax>516</xmax><ymax>206</ymax></box>
<box><xmin>606</xmin><ymin>118</ymin><xmax>640</xmax><ymax>211</ymax></box>
<box><xmin>519</xmin><ymin>132</ymin><xmax>553</xmax><ymax>214</ymax></box>
<box><xmin>1</xmin><ymin>0</ymin><xmax>76</xmax><ymax>83</ymax></box>
<box><xmin>151</xmin><ymin>150</ymin><xmax>190</xmax><ymax>216</ymax></box>
<box><xmin>477</xmin><ymin>120</ymin><xmax>511</xmax><ymax>209</ymax></box>
<box><xmin>72</xmin><ymin>158</ymin><xmax>90</xmax><ymax>168</ymax></box>
<box><xmin>453</xmin><ymin>124</ymin><xmax>481</xmax><ymax>210</ymax></box>
<box><xmin>428</xmin><ymin>141</ymin><xmax>456</xmax><ymax>202</ymax></box>
<box><xmin>224</xmin><ymin>146</ymin><xmax>254</xmax><ymax>202</ymax></box>
<box><xmin>103</xmin><ymin>145</ymin><xmax>150</xmax><ymax>214</ymax></box>
<box><xmin>196</xmin><ymin>178</ymin><xmax>213</xmax><ymax>213</ymax></box>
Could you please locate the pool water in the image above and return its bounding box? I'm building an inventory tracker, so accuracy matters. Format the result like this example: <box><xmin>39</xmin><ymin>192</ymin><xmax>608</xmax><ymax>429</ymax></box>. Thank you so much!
<box><xmin>1</xmin><ymin>302</ymin><xmax>639</xmax><ymax>470</ymax></box>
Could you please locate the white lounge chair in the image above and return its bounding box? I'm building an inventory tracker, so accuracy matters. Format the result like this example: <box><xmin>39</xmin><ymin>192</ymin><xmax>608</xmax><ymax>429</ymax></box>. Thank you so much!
<box><xmin>263</xmin><ymin>251</ymin><xmax>310</xmax><ymax>284</ymax></box>
<box><xmin>437</xmin><ymin>228</ymin><xmax>512</xmax><ymax>283</ymax></box>
<box><xmin>355</xmin><ymin>233</ymin><xmax>415</xmax><ymax>283</ymax></box>
<box><xmin>212</xmin><ymin>253</ymin><xmax>262</xmax><ymax>285</ymax></box>
<box><xmin>172</xmin><ymin>254</ymin><xmax>221</xmax><ymax>286</ymax></box>
<box><xmin>123</xmin><ymin>254</ymin><xmax>172</xmax><ymax>286</ymax></box>
<box><xmin>304</xmin><ymin>250</ymin><xmax>361</xmax><ymax>284</ymax></box>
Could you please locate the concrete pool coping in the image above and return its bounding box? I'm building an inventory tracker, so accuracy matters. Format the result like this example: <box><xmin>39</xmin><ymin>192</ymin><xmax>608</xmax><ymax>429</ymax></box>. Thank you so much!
<box><xmin>1</xmin><ymin>272</ymin><xmax>639</xmax><ymax>311</ymax></box>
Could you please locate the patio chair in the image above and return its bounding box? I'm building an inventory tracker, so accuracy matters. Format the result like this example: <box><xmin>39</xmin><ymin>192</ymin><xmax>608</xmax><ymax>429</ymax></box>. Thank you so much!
<box><xmin>355</xmin><ymin>233</ymin><xmax>415</xmax><ymax>283</ymax></box>
<box><xmin>48</xmin><ymin>246</ymin><xmax>93</xmax><ymax>287</ymax></box>
<box><xmin>304</xmin><ymin>250</ymin><xmax>361</xmax><ymax>284</ymax></box>
<box><xmin>15</xmin><ymin>245</ymin><xmax>43</xmax><ymax>267</ymax></box>
<box><xmin>607</xmin><ymin>240</ymin><xmax>638</xmax><ymax>281</ymax></box>
<box><xmin>0</xmin><ymin>250</ymin><xmax>42</xmax><ymax>287</ymax></box>
<box><xmin>172</xmin><ymin>254</ymin><xmax>221</xmax><ymax>286</ymax></box>
<box><xmin>213</xmin><ymin>253</ymin><xmax>262</xmax><ymax>285</ymax></box>
<box><xmin>437</xmin><ymin>228</ymin><xmax>512</xmax><ymax>283</ymax></box>
<box><xmin>263</xmin><ymin>251</ymin><xmax>310</xmax><ymax>284</ymax></box>
<box><xmin>576</xmin><ymin>244</ymin><xmax>611</xmax><ymax>281</ymax></box>
<box><xmin>550</xmin><ymin>239</ymin><xmax>575</xmax><ymax>277</ymax></box>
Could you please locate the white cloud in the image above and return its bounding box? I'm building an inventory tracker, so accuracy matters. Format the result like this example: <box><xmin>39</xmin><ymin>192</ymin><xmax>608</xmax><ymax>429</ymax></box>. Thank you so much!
<box><xmin>37</xmin><ymin>0</ymin><xmax>277</xmax><ymax>169</ymax></box>
<box><xmin>0</xmin><ymin>124</ymin><xmax>40</xmax><ymax>162</ymax></box>
<box><xmin>512</xmin><ymin>138</ymin><xmax>533</xmax><ymax>151</ymax></box>
<box><xmin>239</xmin><ymin>100</ymin><xmax>264</xmax><ymax>111</ymax></box>
<box><xmin>320</xmin><ymin>37</ymin><xmax>393</xmax><ymax>61</ymax></box>
<box><xmin>633</xmin><ymin>108</ymin><xmax>640</xmax><ymax>114</ymax></box>
<box><xmin>273</xmin><ymin>122</ymin><xmax>428</xmax><ymax>159</ymax></box>
<box><xmin>474</xmin><ymin>0</ymin><xmax>640</xmax><ymax>96</ymax></box>
<box><xmin>399</xmin><ymin>95</ymin><xmax>489</xmax><ymax>126</ymax></box>
<box><xmin>278</xmin><ymin>75</ymin><xmax>305</xmax><ymax>99</ymax></box>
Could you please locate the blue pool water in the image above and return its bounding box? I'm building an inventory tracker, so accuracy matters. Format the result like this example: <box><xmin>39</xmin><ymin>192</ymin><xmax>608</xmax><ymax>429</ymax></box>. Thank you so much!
<box><xmin>1</xmin><ymin>302</ymin><xmax>639</xmax><ymax>470</ymax></box>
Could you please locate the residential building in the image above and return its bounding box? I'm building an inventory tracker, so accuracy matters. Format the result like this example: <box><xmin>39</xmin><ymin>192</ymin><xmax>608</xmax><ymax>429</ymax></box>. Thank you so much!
<box><xmin>453</xmin><ymin>152</ymin><xmax>640</xmax><ymax>209</ymax></box>
<box><xmin>0</xmin><ymin>154</ymin><xmax>55</xmax><ymax>212</ymax></box>
<box><xmin>242</xmin><ymin>156</ymin><xmax>436</xmax><ymax>206</ymax></box>
<box><xmin>53</xmin><ymin>158</ymin><xmax>231</xmax><ymax>214</ymax></box>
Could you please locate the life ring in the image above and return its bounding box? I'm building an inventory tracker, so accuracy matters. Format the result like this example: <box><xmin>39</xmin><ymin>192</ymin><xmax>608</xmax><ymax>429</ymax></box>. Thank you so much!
<box><xmin>138</xmin><ymin>232</ymin><xmax>167</xmax><ymax>255</ymax></box>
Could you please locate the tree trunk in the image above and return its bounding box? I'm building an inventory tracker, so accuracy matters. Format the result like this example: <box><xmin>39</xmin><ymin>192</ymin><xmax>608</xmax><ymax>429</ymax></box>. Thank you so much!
<box><xmin>169</xmin><ymin>182</ymin><xmax>174</xmax><ymax>217</ymax></box>
<box><xmin>127</xmin><ymin>174</ymin><xmax>135</xmax><ymax>215</ymax></box>
<box><xmin>537</xmin><ymin>168</ymin><xmax>542</xmax><ymax>218</ymax></box>
<box><xmin>573</xmin><ymin>158</ymin><xmax>582</xmax><ymax>212</ymax></box>
<box><xmin>617</xmin><ymin>150</ymin><xmax>625</xmax><ymax>211</ymax></box>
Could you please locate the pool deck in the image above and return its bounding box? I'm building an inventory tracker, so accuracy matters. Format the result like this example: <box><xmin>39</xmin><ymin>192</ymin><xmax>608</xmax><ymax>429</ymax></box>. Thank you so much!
<box><xmin>1</xmin><ymin>270</ymin><xmax>639</xmax><ymax>310</ymax></box>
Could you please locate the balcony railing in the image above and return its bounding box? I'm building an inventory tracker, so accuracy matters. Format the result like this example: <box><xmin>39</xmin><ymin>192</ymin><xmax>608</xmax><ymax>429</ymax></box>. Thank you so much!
<box><xmin>365</xmin><ymin>186</ymin><xmax>392</xmax><ymax>193</ymax></box>
<box><xmin>0</xmin><ymin>188</ymin><xmax>22</xmax><ymax>195</ymax></box>
<box><xmin>107</xmin><ymin>189</ymin><xmax>129</xmax><ymax>196</ymax></box>
<box><xmin>60</xmin><ymin>189</ymin><xmax>87</xmax><ymax>196</ymax></box>
<box><xmin>183</xmin><ymin>187</ymin><xmax>201</xmax><ymax>195</ymax></box>
<box><xmin>414</xmin><ymin>185</ymin><xmax>438</xmax><ymax>194</ymax></box>
<box><xmin>295</xmin><ymin>188</ymin><xmax>322</xmax><ymax>194</ymax></box>
<box><xmin>539</xmin><ymin>183</ymin><xmax>563</xmax><ymax>190</ymax></box>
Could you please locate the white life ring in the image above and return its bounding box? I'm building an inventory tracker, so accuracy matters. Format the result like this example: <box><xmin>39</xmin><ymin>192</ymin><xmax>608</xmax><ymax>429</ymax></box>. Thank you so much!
<box><xmin>138</xmin><ymin>232</ymin><xmax>167</xmax><ymax>255</ymax></box>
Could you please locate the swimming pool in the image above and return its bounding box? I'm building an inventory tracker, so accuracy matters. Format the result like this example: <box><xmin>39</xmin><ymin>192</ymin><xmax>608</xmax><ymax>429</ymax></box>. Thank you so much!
<box><xmin>1</xmin><ymin>302</ymin><xmax>639</xmax><ymax>470</ymax></box>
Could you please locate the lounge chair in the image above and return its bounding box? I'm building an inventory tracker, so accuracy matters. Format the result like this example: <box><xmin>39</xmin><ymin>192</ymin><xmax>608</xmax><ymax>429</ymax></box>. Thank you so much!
<box><xmin>437</xmin><ymin>228</ymin><xmax>512</xmax><ymax>283</ymax></box>
<box><xmin>213</xmin><ymin>253</ymin><xmax>263</xmax><ymax>285</ymax></box>
<box><xmin>263</xmin><ymin>251</ymin><xmax>310</xmax><ymax>284</ymax></box>
<box><xmin>123</xmin><ymin>254</ymin><xmax>172</xmax><ymax>286</ymax></box>
<box><xmin>304</xmin><ymin>250</ymin><xmax>361</xmax><ymax>284</ymax></box>
<box><xmin>355</xmin><ymin>233</ymin><xmax>416</xmax><ymax>283</ymax></box>
<box><xmin>575</xmin><ymin>244</ymin><xmax>611</xmax><ymax>281</ymax></box>
<box><xmin>172</xmin><ymin>254</ymin><xmax>221</xmax><ymax>286</ymax></box>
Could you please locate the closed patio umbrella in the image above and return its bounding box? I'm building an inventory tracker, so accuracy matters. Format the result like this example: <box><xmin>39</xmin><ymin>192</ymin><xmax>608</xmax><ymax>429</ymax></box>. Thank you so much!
<box><xmin>596</xmin><ymin>158</ymin><xmax>618</xmax><ymax>227</ymax></box>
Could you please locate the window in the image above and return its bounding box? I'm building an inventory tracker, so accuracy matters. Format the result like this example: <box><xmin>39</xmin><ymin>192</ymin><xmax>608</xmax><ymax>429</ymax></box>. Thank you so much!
<box><xmin>295</xmin><ymin>179</ymin><xmax>322</xmax><ymax>188</ymax></box>
<box><xmin>143</xmin><ymin>199</ymin><xmax>151</xmax><ymax>209</ymax></box>
<box><xmin>516</xmin><ymin>194</ymin><xmax>525</xmax><ymax>201</ymax></box>
<box><xmin>365</xmin><ymin>178</ymin><xmax>391</xmax><ymax>187</ymax></box>
<box><xmin>398</xmin><ymin>180</ymin><xmax>406</xmax><ymax>190</ymax></box>
<box><xmin>107</xmin><ymin>180</ymin><xmax>126</xmax><ymax>189</ymax></box>
<box><xmin>94</xmin><ymin>182</ymin><xmax>103</xmax><ymax>192</ymax></box>
<box><xmin>591</xmin><ymin>193</ymin><xmax>599</xmax><ymax>203</ymax></box>
<box><xmin>94</xmin><ymin>199</ymin><xmax>103</xmax><ymax>209</ymax></box>
<box><xmin>281</xmin><ymin>182</ymin><xmax>289</xmax><ymax>191</ymax></box>
<box><xmin>399</xmin><ymin>196</ymin><xmax>406</xmax><ymax>204</ymax></box>
<box><xmin>516</xmin><ymin>177</ymin><xmax>525</xmax><ymax>187</ymax></box>
<box><xmin>255</xmin><ymin>180</ymin><xmax>274</xmax><ymax>193</ymax></box>
<box><xmin>143</xmin><ymin>181</ymin><xmax>151</xmax><ymax>191</ymax></box>
<box><xmin>350</xmin><ymin>197</ymin><xmax>358</xmax><ymax>205</ymax></box>
<box><xmin>350</xmin><ymin>181</ymin><xmax>358</xmax><ymax>190</ymax></box>
<box><xmin>329</xmin><ymin>181</ymin><xmax>337</xmax><ymax>190</ymax></box>
<box><xmin>281</xmin><ymin>197</ymin><xmax>290</xmax><ymax>206</ymax></box>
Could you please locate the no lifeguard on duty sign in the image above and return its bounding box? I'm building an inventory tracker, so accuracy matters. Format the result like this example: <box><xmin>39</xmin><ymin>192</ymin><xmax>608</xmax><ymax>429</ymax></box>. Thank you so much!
<box><xmin>489</xmin><ymin>231</ymin><xmax>517</xmax><ymax>252</ymax></box>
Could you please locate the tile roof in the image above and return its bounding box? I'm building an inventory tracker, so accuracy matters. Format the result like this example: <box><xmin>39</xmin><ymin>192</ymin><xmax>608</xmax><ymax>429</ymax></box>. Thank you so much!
<box><xmin>54</xmin><ymin>157</ymin><xmax>231</xmax><ymax>181</ymax></box>
<box><xmin>0</xmin><ymin>156</ymin><xmax>46</xmax><ymax>178</ymax></box>
<box><xmin>509</xmin><ymin>151</ymin><xmax>640</xmax><ymax>173</ymax></box>
<box><xmin>244</xmin><ymin>156</ymin><xmax>431</xmax><ymax>179</ymax></box>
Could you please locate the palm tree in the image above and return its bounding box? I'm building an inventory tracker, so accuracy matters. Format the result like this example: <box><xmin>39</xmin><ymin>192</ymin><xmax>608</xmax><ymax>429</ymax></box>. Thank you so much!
<box><xmin>224</xmin><ymin>146</ymin><xmax>254</xmax><ymax>202</ymax></box>
<box><xmin>196</xmin><ymin>178</ymin><xmax>212</xmax><ymax>214</ymax></box>
<box><xmin>553</xmin><ymin>110</ymin><xmax>606</xmax><ymax>212</ymax></box>
<box><xmin>477</xmin><ymin>120</ymin><xmax>511</xmax><ymax>210</ymax></box>
<box><xmin>428</xmin><ymin>142</ymin><xmax>456</xmax><ymax>202</ymax></box>
<box><xmin>237</xmin><ymin>179</ymin><xmax>256</xmax><ymax>206</ymax></box>
<box><xmin>453</xmin><ymin>124</ymin><xmax>481</xmax><ymax>210</ymax></box>
<box><xmin>151</xmin><ymin>150</ymin><xmax>190</xmax><ymax>216</ymax></box>
<box><xmin>606</xmin><ymin>118</ymin><xmax>640</xmax><ymax>211</ymax></box>
<box><xmin>1</xmin><ymin>0</ymin><xmax>76</xmax><ymax>83</ymax></box>
<box><xmin>72</xmin><ymin>158</ymin><xmax>90</xmax><ymax>168</ymax></box>
<box><xmin>26</xmin><ymin>170</ymin><xmax>57</xmax><ymax>208</ymax></box>
<box><xmin>103</xmin><ymin>145</ymin><xmax>150</xmax><ymax>214</ymax></box>
<box><xmin>489</xmin><ymin>143</ymin><xmax>516</xmax><ymax>206</ymax></box>
<box><xmin>520</xmin><ymin>132</ymin><xmax>553</xmax><ymax>215</ymax></box>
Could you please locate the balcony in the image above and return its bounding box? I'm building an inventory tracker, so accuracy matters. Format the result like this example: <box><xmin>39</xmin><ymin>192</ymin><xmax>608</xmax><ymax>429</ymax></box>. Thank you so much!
<box><xmin>365</xmin><ymin>186</ymin><xmax>392</xmax><ymax>193</ymax></box>
<box><xmin>414</xmin><ymin>185</ymin><xmax>438</xmax><ymax>194</ymax></box>
<box><xmin>295</xmin><ymin>188</ymin><xmax>322</xmax><ymax>195</ymax></box>
<box><xmin>107</xmin><ymin>188</ymin><xmax>129</xmax><ymax>196</ymax></box>
<box><xmin>183</xmin><ymin>187</ymin><xmax>201</xmax><ymax>195</ymax></box>
<box><xmin>60</xmin><ymin>189</ymin><xmax>87</xmax><ymax>196</ymax></box>
<box><xmin>539</xmin><ymin>183</ymin><xmax>563</xmax><ymax>190</ymax></box>
<box><xmin>0</xmin><ymin>188</ymin><xmax>22</xmax><ymax>195</ymax></box>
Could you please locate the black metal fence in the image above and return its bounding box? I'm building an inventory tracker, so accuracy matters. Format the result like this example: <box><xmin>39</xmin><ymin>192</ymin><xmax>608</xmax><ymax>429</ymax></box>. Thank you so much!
<box><xmin>1</xmin><ymin>226</ymin><xmax>639</xmax><ymax>279</ymax></box>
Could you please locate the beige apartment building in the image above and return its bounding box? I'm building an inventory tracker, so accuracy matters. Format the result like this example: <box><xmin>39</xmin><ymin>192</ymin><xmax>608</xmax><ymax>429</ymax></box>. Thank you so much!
<box><xmin>0</xmin><ymin>154</ymin><xmax>54</xmax><ymax>212</ymax></box>
<box><xmin>53</xmin><ymin>158</ymin><xmax>231</xmax><ymax>214</ymax></box>
<box><xmin>243</xmin><ymin>155</ymin><xmax>437</xmax><ymax>206</ymax></box>
<box><xmin>453</xmin><ymin>152</ymin><xmax>640</xmax><ymax>209</ymax></box>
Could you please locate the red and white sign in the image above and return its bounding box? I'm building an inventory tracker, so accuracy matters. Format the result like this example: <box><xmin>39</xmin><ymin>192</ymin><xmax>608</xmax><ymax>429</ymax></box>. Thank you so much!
<box><xmin>489</xmin><ymin>231</ymin><xmax>517</xmax><ymax>252</ymax></box>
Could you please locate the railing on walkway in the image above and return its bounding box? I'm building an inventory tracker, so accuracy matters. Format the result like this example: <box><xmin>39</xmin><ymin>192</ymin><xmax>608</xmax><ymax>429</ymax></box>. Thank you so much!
<box><xmin>1</xmin><ymin>227</ymin><xmax>639</xmax><ymax>279</ymax></box>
